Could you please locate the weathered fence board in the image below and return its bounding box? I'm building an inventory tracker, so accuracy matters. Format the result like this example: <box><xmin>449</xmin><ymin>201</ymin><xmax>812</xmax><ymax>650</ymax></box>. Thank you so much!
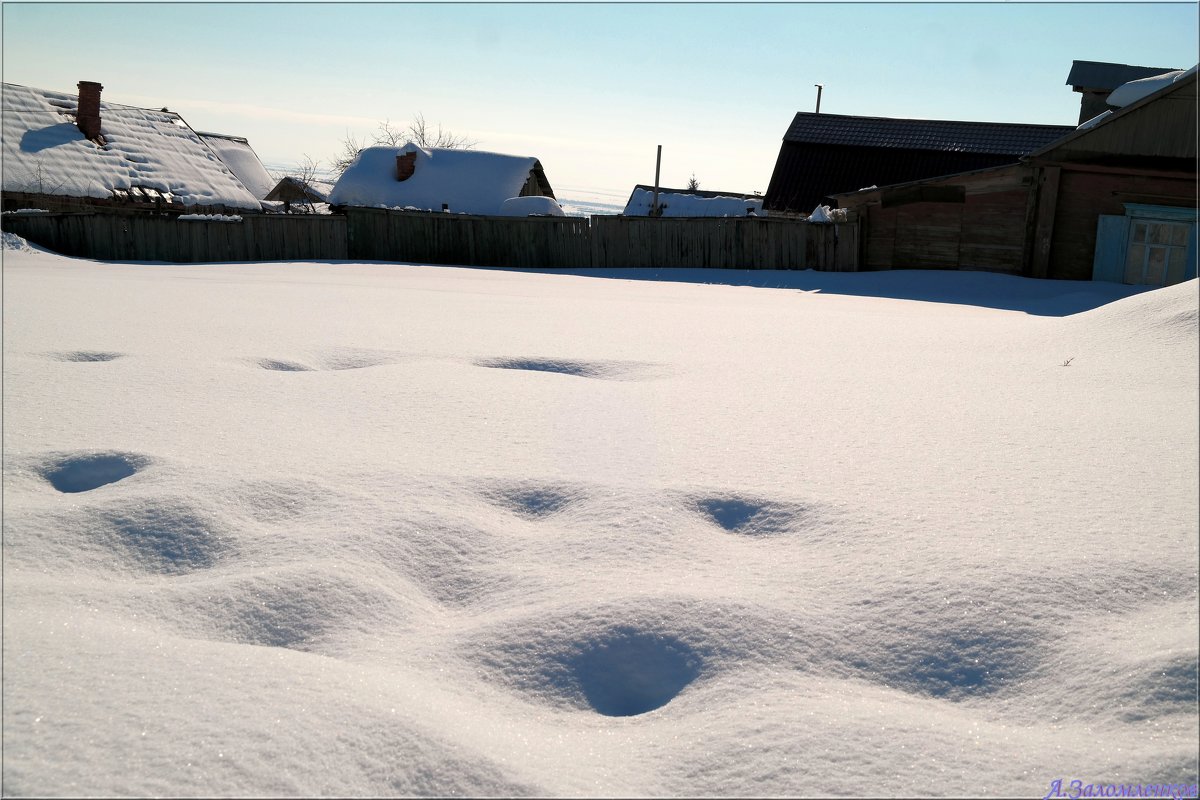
<box><xmin>1</xmin><ymin>213</ymin><xmax>348</xmax><ymax>263</ymax></box>
<box><xmin>589</xmin><ymin>216</ymin><xmax>840</xmax><ymax>270</ymax></box>
<box><xmin>344</xmin><ymin>208</ymin><xmax>593</xmax><ymax>268</ymax></box>
<box><xmin>3</xmin><ymin>210</ymin><xmax>856</xmax><ymax>271</ymax></box>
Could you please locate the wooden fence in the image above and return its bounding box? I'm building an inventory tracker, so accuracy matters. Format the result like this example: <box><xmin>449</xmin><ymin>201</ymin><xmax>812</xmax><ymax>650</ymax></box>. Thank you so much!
<box><xmin>3</xmin><ymin>209</ymin><xmax>858</xmax><ymax>270</ymax></box>
<box><xmin>347</xmin><ymin>209</ymin><xmax>856</xmax><ymax>270</ymax></box>
<box><xmin>1</xmin><ymin>213</ymin><xmax>348</xmax><ymax>262</ymax></box>
<box><xmin>345</xmin><ymin>208</ymin><xmax>593</xmax><ymax>268</ymax></box>
<box><xmin>589</xmin><ymin>215</ymin><xmax>857</xmax><ymax>270</ymax></box>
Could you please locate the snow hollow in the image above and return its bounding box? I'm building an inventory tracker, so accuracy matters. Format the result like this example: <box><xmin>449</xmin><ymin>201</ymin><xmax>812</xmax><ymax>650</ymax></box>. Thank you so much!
<box><xmin>2</xmin><ymin>238</ymin><xmax>1197</xmax><ymax>797</ymax></box>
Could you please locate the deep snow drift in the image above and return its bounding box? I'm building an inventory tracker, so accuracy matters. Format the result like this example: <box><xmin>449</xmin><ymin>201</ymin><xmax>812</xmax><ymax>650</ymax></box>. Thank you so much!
<box><xmin>2</xmin><ymin>241</ymin><xmax>1197</xmax><ymax>797</ymax></box>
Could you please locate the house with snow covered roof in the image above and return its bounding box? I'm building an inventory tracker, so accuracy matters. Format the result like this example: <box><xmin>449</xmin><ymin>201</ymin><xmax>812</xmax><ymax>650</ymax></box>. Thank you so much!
<box><xmin>762</xmin><ymin>113</ymin><xmax>1075</xmax><ymax>217</ymax></box>
<box><xmin>622</xmin><ymin>185</ymin><xmax>763</xmax><ymax>217</ymax></box>
<box><xmin>327</xmin><ymin>143</ymin><xmax>556</xmax><ymax>216</ymax></box>
<box><xmin>831</xmin><ymin>66</ymin><xmax>1197</xmax><ymax>286</ymax></box>
<box><xmin>2</xmin><ymin>80</ymin><xmax>267</xmax><ymax>214</ymax></box>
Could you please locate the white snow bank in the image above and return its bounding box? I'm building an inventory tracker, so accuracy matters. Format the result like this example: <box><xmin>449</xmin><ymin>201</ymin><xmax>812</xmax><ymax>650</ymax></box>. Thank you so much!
<box><xmin>2</xmin><ymin>231</ymin><xmax>50</xmax><ymax>252</ymax></box>
<box><xmin>1106</xmin><ymin>65</ymin><xmax>1198</xmax><ymax>108</ymax></box>
<box><xmin>2</xmin><ymin>249</ymin><xmax>1195</xmax><ymax>798</ymax></box>
<box><xmin>623</xmin><ymin>187</ymin><xmax>763</xmax><ymax>217</ymax></box>
<box><xmin>2</xmin><ymin>208</ymin><xmax>52</xmax><ymax>215</ymax></box>
<box><xmin>497</xmin><ymin>196</ymin><xmax>565</xmax><ymax>217</ymax></box>
<box><xmin>329</xmin><ymin>143</ymin><xmax>548</xmax><ymax>216</ymax></box>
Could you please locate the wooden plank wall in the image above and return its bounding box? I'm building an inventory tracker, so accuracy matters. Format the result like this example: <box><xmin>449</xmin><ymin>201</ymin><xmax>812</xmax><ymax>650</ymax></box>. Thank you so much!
<box><xmin>1</xmin><ymin>214</ymin><xmax>348</xmax><ymax>262</ymax></box>
<box><xmin>863</xmin><ymin>190</ymin><xmax>1028</xmax><ymax>274</ymax></box>
<box><xmin>958</xmin><ymin>189</ymin><xmax>1028</xmax><ymax>272</ymax></box>
<box><xmin>3</xmin><ymin>210</ymin><xmax>854</xmax><ymax>271</ymax></box>
<box><xmin>1047</xmin><ymin>168</ymin><xmax>1197</xmax><ymax>280</ymax></box>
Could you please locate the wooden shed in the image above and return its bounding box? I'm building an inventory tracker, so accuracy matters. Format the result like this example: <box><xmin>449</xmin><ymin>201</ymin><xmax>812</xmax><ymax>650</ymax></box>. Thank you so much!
<box><xmin>833</xmin><ymin>69</ymin><xmax>1197</xmax><ymax>286</ymax></box>
<box><xmin>762</xmin><ymin>112</ymin><xmax>1073</xmax><ymax>217</ymax></box>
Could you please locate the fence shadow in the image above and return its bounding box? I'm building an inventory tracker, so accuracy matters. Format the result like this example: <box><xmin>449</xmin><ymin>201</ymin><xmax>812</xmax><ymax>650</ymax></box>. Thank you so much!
<box><xmin>499</xmin><ymin>266</ymin><xmax>1148</xmax><ymax>317</ymax></box>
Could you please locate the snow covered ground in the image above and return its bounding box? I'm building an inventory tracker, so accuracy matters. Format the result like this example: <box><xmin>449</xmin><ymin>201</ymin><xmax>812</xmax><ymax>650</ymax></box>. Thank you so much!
<box><xmin>3</xmin><ymin>236</ymin><xmax>1197</xmax><ymax>797</ymax></box>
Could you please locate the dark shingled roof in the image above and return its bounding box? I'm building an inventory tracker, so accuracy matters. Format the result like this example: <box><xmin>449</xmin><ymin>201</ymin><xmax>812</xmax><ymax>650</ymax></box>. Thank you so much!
<box><xmin>1065</xmin><ymin>60</ymin><xmax>1180</xmax><ymax>91</ymax></box>
<box><xmin>782</xmin><ymin>112</ymin><xmax>1074</xmax><ymax>156</ymax></box>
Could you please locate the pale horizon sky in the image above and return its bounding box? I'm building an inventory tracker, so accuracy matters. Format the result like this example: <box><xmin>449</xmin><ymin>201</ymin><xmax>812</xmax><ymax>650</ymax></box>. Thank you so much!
<box><xmin>3</xmin><ymin>2</ymin><xmax>1198</xmax><ymax>204</ymax></box>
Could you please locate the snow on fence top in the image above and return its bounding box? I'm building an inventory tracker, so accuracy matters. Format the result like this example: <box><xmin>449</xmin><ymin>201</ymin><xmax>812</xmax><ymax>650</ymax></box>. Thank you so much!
<box><xmin>177</xmin><ymin>214</ymin><xmax>243</xmax><ymax>222</ymax></box>
<box><xmin>328</xmin><ymin>143</ymin><xmax>551</xmax><ymax>216</ymax></box>
<box><xmin>1</xmin><ymin>83</ymin><xmax>263</xmax><ymax>210</ymax></box>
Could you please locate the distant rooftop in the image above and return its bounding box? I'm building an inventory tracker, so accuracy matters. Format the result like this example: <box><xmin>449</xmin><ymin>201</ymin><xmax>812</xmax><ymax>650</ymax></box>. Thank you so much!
<box><xmin>629</xmin><ymin>184</ymin><xmax>760</xmax><ymax>200</ymax></box>
<box><xmin>1066</xmin><ymin>60</ymin><xmax>1181</xmax><ymax>91</ymax></box>
<box><xmin>782</xmin><ymin>112</ymin><xmax>1074</xmax><ymax>156</ymax></box>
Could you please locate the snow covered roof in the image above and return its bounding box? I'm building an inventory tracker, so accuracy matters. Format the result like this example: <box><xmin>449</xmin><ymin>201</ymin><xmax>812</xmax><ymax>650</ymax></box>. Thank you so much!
<box><xmin>327</xmin><ymin>143</ymin><xmax>554</xmax><ymax>216</ymax></box>
<box><xmin>623</xmin><ymin>185</ymin><xmax>763</xmax><ymax>217</ymax></box>
<box><xmin>1104</xmin><ymin>65</ymin><xmax>1197</xmax><ymax>108</ymax></box>
<box><xmin>196</xmin><ymin>132</ymin><xmax>276</xmax><ymax>200</ymax></box>
<box><xmin>497</xmin><ymin>196</ymin><xmax>564</xmax><ymax>217</ymax></box>
<box><xmin>1</xmin><ymin>82</ymin><xmax>263</xmax><ymax>210</ymax></box>
<box><xmin>782</xmin><ymin>112</ymin><xmax>1074</xmax><ymax>156</ymax></box>
<box><xmin>1035</xmin><ymin>66</ymin><xmax>1197</xmax><ymax>158</ymax></box>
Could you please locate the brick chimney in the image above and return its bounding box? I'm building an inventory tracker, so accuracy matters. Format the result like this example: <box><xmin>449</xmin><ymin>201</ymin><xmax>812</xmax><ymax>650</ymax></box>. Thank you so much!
<box><xmin>396</xmin><ymin>151</ymin><xmax>416</xmax><ymax>181</ymax></box>
<box><xmin>77</xmin><ymin>81</ymin><xmax>103</xmax><ymax>141</ymax></box>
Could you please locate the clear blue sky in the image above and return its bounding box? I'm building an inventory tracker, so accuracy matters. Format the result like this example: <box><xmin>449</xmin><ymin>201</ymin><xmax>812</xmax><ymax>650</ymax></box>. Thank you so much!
<box><xmin>4</xmin><ymin>2</ymin><xmax>1198</xmax><ymax>203</ymax></box>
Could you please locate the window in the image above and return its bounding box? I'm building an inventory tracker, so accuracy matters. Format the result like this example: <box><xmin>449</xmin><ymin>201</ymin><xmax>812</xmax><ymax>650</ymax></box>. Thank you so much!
<box><xmin>1094</xmin><ymin>203</ymin><xmax>1197</xmax><ymax>286</ymax></box>
<box><xmin>1123</xmin><ymin>218</ymin><xmax>1191</xmax><ymax>285</ymax></box>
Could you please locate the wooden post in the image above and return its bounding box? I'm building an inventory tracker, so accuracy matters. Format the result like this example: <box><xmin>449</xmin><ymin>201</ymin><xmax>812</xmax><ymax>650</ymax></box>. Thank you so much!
<box><xmin>1030</xmin><ymin>165</ymin><xmax>1061</xmax><ymax>279</ymax></box>
<box><xmin>651</xmin><ymin>145</ymin><xmax>662</xmax><ymax>217</ymax></box>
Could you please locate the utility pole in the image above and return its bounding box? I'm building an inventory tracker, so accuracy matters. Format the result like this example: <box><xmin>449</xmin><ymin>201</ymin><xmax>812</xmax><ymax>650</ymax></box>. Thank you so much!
<box><xmin>651</xmin><ymin>144</ymin><xmax>662</xmax><ymax>217</ymax></box>
<box><xmin>814</xmin><ymin>84</ymin><xmax>824</xmax><ymax>114</ymax></box>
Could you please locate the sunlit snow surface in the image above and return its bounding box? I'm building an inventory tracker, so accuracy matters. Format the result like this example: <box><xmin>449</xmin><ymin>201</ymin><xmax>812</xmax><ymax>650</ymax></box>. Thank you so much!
<box><xmin>3</xmin><ymin>239</ymin><xmax>1197</xmax><ymax>797</ymax></box>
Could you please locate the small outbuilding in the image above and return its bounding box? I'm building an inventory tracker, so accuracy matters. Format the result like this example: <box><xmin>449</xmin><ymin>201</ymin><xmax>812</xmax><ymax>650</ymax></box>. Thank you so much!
<box><xmin>264</xmin><ymin>176</ymin><xmax>333</xmax><ymax>213</ymax></box>
<box><xmin>327</xmin><ymin>143</ymin><xmax>556</xmax><ymax>216</ymax></box>
<box><xmin>762</xmin><ymin>112</ymin><xmax>1074</xmax><ymax>217</ymax></box>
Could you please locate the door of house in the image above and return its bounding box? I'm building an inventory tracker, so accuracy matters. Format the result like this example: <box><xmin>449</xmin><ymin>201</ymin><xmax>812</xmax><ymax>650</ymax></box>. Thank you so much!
<box><xmin>1092</xmin><ymin>203</ymin><xmax>1198</xmax><ymax>286</ymax></box>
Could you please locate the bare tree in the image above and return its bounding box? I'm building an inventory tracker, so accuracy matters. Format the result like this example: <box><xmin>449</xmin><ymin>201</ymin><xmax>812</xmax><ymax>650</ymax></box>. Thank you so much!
<box><xmin>402</xmin><ymin>113</ymin><xmax>476</xmax><ymax>149</ymax></box>
<box><xmin>290</xmin><ymin>154</ymin><xmax>325</xmax><ymax>213</ymax></box>
<box><xmin>331</xmin><ymin>132</ymin><xmax>372</xmax><ymax>176</ymax></box>
<box><xmin>332</xmin><ymin>114</ymin><xmax>477</xmax><ymax>175</ymax></box>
